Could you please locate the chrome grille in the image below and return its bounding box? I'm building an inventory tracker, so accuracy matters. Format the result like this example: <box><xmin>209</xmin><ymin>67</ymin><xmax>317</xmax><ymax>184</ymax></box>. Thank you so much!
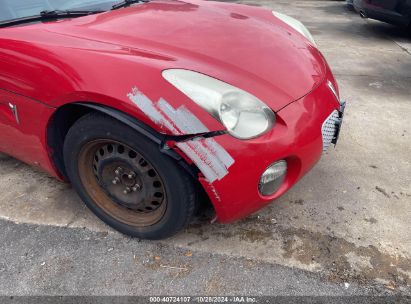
<box><xmin>322</xmin><ymin>110</ymin><xmax>339</xmax><ymax>152</ymax></box>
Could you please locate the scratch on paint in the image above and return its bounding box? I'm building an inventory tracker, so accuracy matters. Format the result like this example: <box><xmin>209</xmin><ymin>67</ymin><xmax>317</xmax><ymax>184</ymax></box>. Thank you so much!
<box><xmin>208</xmin><ymin>184</ymin><xmax>222</xmax><ymax>202</ymax></box>
<box><xmin>127</xmin><ymin>87</ymin><xmax>235</xmax><ymax>183</ymax></box>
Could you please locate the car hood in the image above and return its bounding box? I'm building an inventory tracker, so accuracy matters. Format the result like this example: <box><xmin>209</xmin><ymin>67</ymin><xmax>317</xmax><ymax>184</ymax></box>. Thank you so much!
<box><xmin>47</xmin><ymin>0</ymin><xmax>327</xmax><ymax>111</ymax></box>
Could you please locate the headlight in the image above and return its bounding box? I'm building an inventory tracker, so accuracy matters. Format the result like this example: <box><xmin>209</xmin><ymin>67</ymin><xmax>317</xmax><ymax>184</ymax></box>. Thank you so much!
<box><xmin>162</xmin><ymin>69</ymin><xmax>275</xmax><ymax>139</ymax></box>
<box><xmin>272</xmin><ymin>11</ymin><xmax>316</xmax><ymax>46</ymax></box>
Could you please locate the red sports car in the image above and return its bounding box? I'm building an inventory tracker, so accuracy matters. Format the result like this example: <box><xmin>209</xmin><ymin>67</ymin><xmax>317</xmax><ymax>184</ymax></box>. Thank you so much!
<box><xmin>0</xmin><ymin>0</ymin><xmax>345</xmax><ymax>239</ymax></box>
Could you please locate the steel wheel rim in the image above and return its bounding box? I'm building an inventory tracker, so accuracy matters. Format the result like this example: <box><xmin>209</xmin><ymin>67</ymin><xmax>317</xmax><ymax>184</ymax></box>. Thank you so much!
<box><xmin>78</xmin><ymin>139</ymin><xmax>167</xmax><ymax>227</ymax></box>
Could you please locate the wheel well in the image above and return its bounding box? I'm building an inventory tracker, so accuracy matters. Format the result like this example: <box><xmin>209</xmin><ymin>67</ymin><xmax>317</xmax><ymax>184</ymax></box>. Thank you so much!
<box><xmin>47</xmin><ymin>103</ymin><xmax>215</xmax><ymax>218</ymax></box>
<box><xmin>47</xmin><ymin>104</ymin><xmax>93</xmax><ymax>179</ymax></box>
<box><xmin>47</xmin><ymin>103</ymin><xmax>193</xmax><ymax>179</ymax></box>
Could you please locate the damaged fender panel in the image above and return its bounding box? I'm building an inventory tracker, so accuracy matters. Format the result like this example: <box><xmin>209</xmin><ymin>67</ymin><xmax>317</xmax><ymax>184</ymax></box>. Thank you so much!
<box><xmin>127</xmin><ymin>88</ymin><xmax>234</xmax><ymax>183</ymax></box>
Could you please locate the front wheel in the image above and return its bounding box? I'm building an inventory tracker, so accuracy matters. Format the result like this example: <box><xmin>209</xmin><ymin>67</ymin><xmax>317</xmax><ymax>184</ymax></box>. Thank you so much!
<box><xmin>63</xmin><ymin>112</ymin><xmax>197</xmax><ymax>239</ymax></box>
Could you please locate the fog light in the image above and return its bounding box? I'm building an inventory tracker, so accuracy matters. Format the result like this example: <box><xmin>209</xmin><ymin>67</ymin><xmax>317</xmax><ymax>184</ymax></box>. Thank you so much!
<box><xmin>259</xmin><ymin>160</ymin><xmax>287</xmax><ymax>196</ymax></box>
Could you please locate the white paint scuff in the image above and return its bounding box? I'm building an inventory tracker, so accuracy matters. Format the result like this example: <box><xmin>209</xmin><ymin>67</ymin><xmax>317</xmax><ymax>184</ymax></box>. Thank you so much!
<box><xmin>127</xmin><ymin>88</ymin><xmax>234</xmax><ymax>183</ymax></box>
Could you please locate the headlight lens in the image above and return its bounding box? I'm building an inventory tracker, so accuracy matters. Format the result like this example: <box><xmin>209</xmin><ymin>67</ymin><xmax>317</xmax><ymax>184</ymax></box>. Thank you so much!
<box><xmin>162</xmin><ymin>69</ymin><xmax>275</xmax><ymax>139</ymax></box>
<box><xmin>272</xmin><ymin>11</ymin><xmax>316</xmax><ymax>46</ymax></box>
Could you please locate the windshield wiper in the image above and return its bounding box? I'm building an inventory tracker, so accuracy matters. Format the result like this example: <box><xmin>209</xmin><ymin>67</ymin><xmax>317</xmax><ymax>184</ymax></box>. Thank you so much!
<box><xmin>112</xmin><ymin>0</ymin><xmax>149</xmax><ymax>10</ymax></box>
<box><xmin>40</xmin><ymin>10</ymin><xmax>104</xmax><ymax>17</ymax></box>
<box><xmin>0</xmin><ymin>9</ymin><xmax>103</xmax><ymax>28</ymax></box>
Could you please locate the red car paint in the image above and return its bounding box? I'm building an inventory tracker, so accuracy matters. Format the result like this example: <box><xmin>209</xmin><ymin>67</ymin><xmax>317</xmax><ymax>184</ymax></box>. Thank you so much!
<box><xmin>0</xmin><ymin>0</ymin><xmax>341</xmax><ymax>223</ymax></box>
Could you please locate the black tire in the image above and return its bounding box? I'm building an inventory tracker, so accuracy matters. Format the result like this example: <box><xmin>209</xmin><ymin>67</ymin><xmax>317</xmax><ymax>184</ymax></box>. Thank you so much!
<box><xmin>63</xmin><ymin>112</ymin><xmax>197</xmax><ymax>240</ymax></box>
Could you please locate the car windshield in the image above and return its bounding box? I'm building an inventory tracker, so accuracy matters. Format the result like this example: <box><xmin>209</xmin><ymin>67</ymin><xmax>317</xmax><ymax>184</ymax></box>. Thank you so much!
<box><xmin>0</xmin><ymin>0</ymin><xmax>119</xmax><ymax>23</ymax></box>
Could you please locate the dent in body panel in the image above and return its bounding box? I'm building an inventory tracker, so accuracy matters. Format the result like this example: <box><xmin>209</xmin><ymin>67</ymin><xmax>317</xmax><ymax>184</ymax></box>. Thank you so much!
<box><xmin>127</xmin><ymin>88</ymin><xmax>234</xmax><ymax>183</ymax></box>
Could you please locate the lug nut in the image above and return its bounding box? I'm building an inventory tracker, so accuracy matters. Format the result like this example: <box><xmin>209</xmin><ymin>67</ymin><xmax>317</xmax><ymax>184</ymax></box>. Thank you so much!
<box><xmin>132</xmin><ymin>184</ymin><xmax>141</xmax><ymax>192</ymax></box>
<box><xmin>123</xmin><ymin>187</ymin><xmax>131</xmax><ymax>194</ymax></box>
<box><xmin>112</xmin><ymin>177</ymin><xmax>120</xmax><ymax>185</ymax></box>
<box><xmin>115</xmin><ymin>167</ymin><xmax>123</xmax><ymax>176</ymax></box>
<box><xmin>128</xmin><ymin>172</ymin><xmax>136</xmax><ymax>179</ymax></box>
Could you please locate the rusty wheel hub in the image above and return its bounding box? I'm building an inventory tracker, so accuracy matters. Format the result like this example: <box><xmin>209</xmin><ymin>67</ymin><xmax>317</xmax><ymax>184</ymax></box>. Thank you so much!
<box><xmin>78</xmin><ymin>140</ymin><xmax>167</xmax><ymax>227</ymax></box>
<box><xmin>92</xmin><ymin>142</ymin><xmax>165</xmax><ymax>212</ymax></box>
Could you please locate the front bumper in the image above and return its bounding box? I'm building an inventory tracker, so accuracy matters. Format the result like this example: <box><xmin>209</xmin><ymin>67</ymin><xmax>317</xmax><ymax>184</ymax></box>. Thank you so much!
<box><xmin>196</xmin><ymin>80</ymin><xmax>344</xmax><ymax>223</ymax></box>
